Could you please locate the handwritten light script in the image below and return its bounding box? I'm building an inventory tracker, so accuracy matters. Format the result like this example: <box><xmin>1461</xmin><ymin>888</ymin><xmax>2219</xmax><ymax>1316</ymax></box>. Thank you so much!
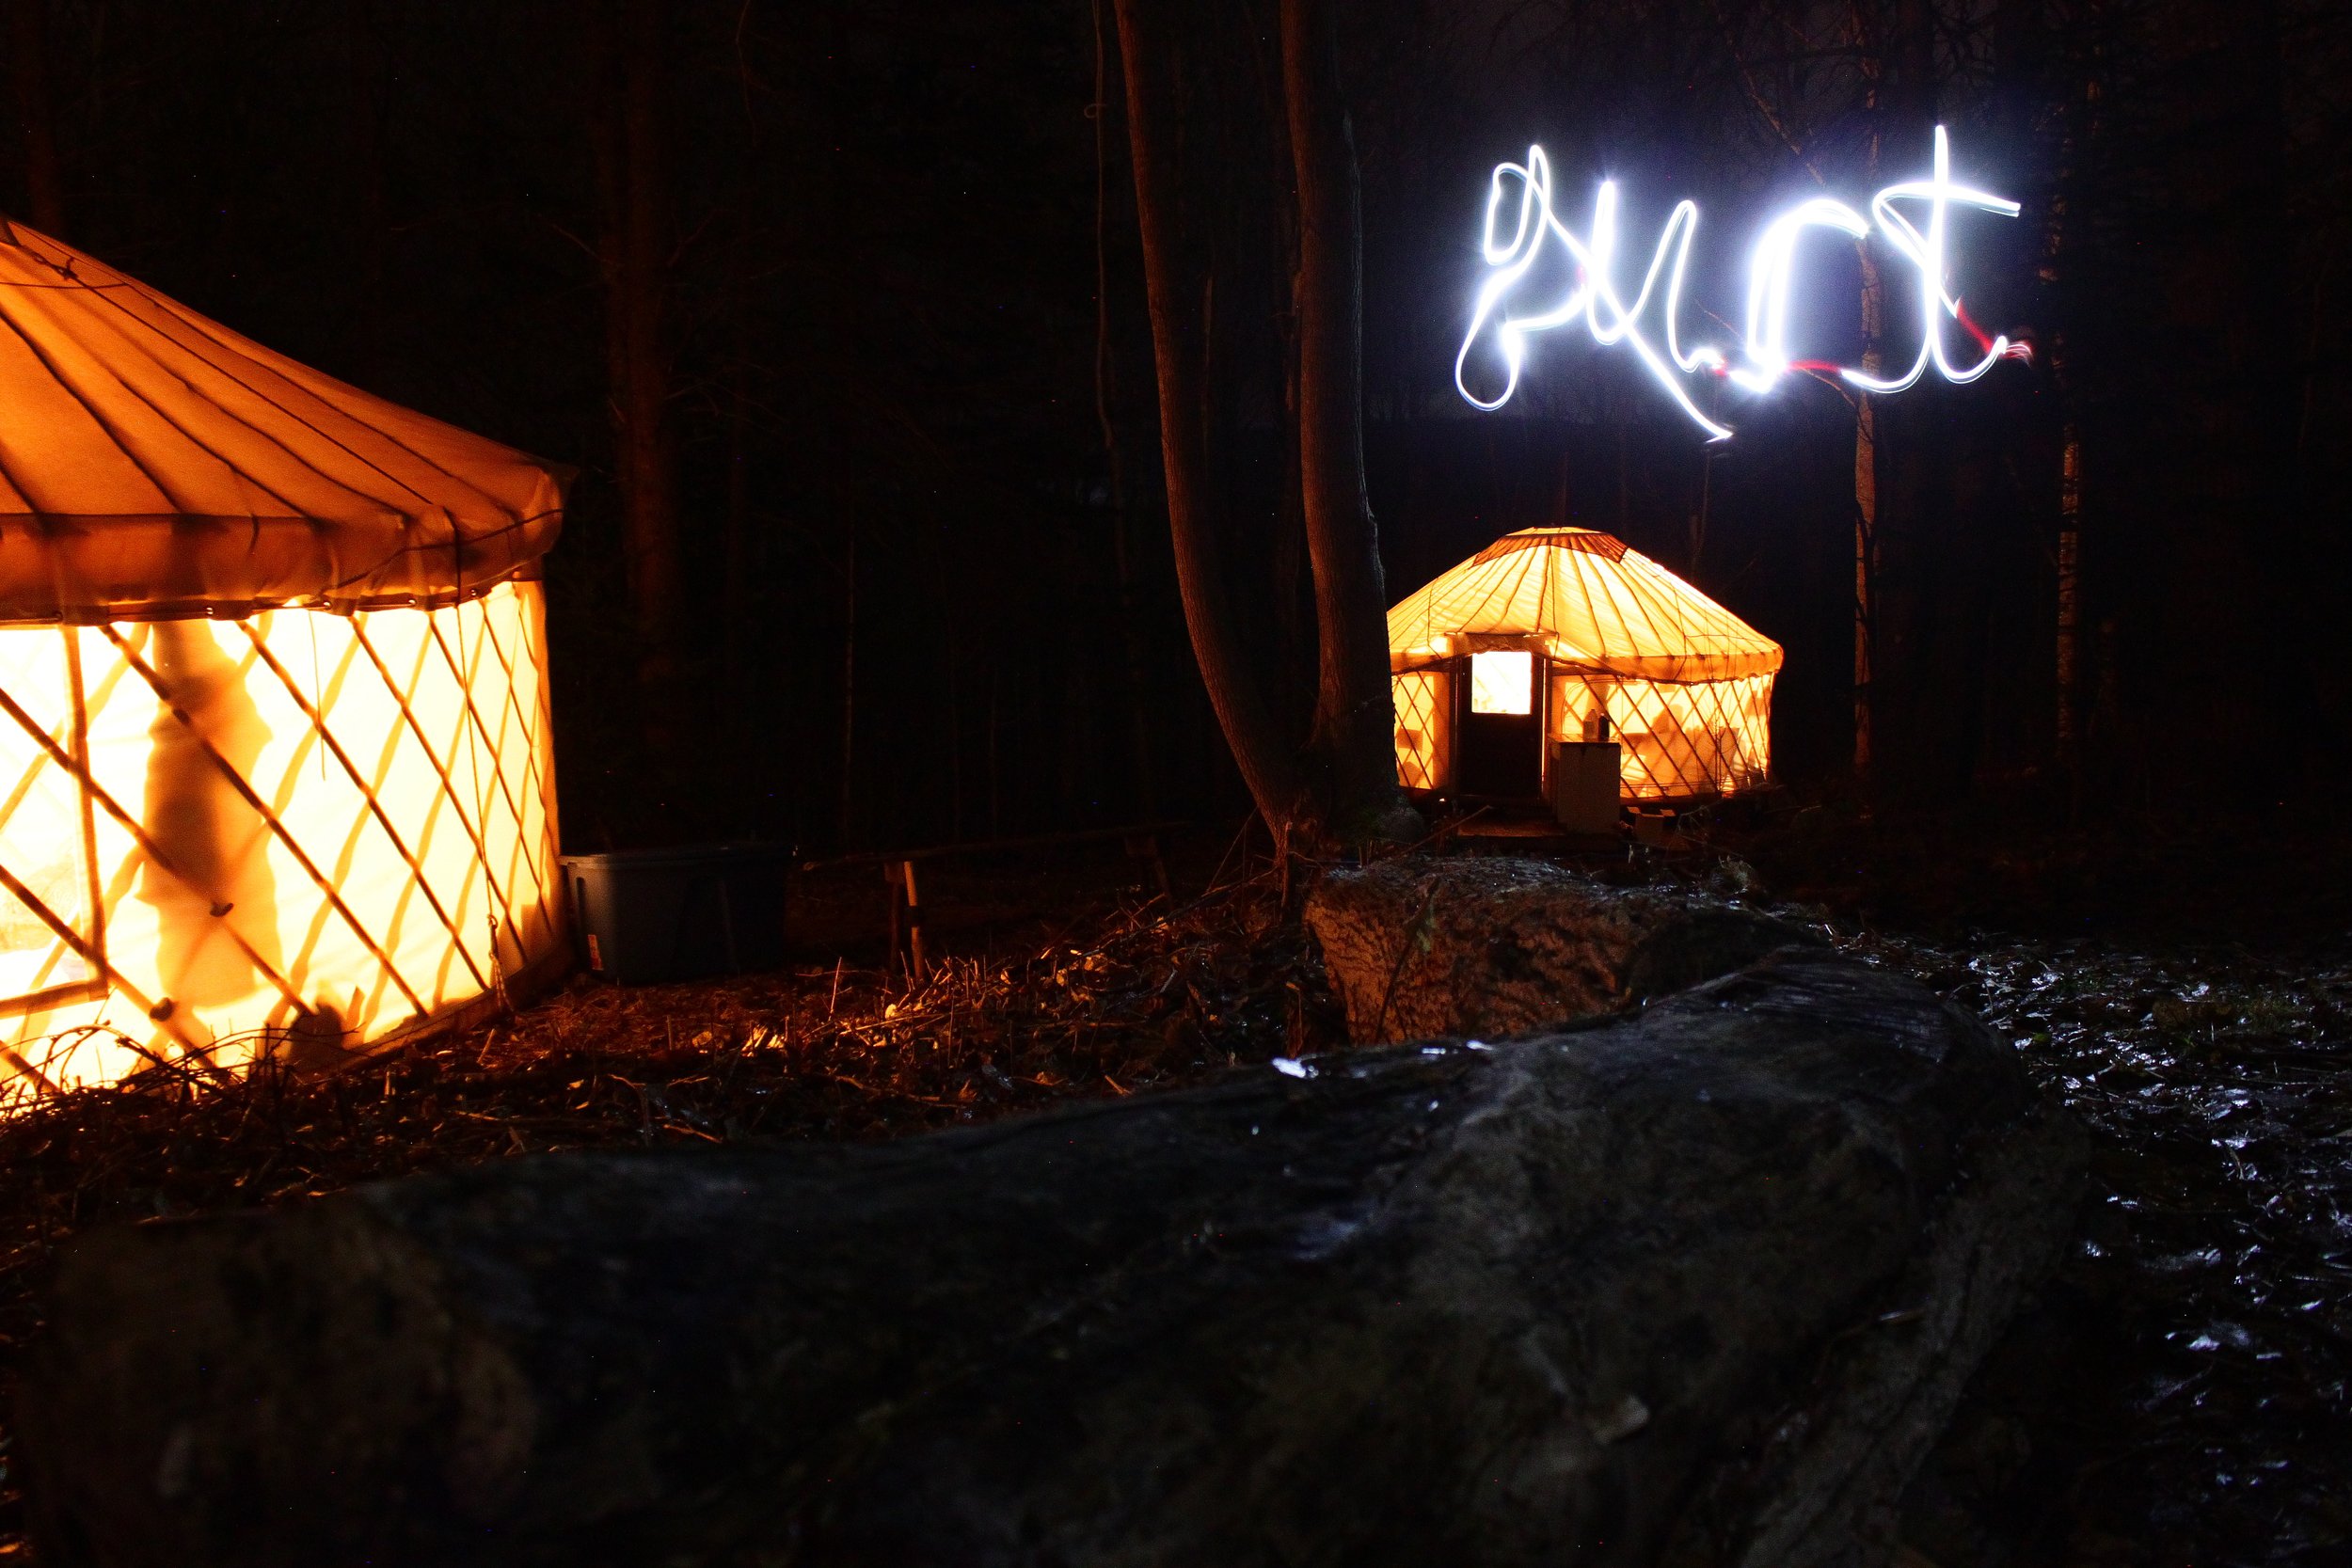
<box><xmin>1454</xmin><ymin>126</ymin><xmax>2028</xmax><ymax>441</ymax></box>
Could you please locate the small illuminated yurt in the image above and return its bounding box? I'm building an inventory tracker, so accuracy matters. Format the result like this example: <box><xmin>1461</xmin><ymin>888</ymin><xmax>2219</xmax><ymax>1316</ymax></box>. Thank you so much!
<box><xmin>0</xmin><ymin>220</ymin><xmax>566</xmax><ymax>1098</ymax></box>
<box><xmin>1389</xmin><ymin>527</ymin><xmax>1779</xmax><ymax>804</ymax></box>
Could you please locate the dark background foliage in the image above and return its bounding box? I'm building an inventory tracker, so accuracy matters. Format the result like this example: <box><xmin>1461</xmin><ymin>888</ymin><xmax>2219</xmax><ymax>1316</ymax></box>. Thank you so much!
<box><xmin>8</xmin><ymin>0</ymin><xmax>2346</xmax><ymax>853</ymax></box>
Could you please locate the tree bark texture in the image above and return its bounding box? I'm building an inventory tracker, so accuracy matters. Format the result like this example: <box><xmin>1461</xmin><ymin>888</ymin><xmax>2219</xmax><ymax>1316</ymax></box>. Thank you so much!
<box><xmin>1852</xmin><ymin>236</ymin><xmax>1883</xmax><ymax>784</ymax></box>
<box><xmin>1306</xmin><ymin>856</ymin><xmax>1818</xmax><ymax>1044</ymax></box>
<box><xmin>25</xmin><ymin>954</ymin><xmax>2081</xmax><ymax>1568</ymax></box>
<box><xmin>1112</xmin><ymin>0</ymin><xmax>1311</xmax><ymax>844</ymax></box>
<box><xmin>591</xmin><ymin>0</ymin><xmax>683</xmax><ymax>732</ymax></box>
<box><xmin>1279</xmin><ymin>0</ymin><xmax>1408</xmax><ymax>844</ymax></box>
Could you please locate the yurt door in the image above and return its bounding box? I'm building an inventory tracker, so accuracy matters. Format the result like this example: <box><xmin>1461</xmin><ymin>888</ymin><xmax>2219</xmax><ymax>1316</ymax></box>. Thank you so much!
<box><xmin>1456</xmin><ymin>649</ymin><xmax>1542</xmax><ymax>799</ymax></box>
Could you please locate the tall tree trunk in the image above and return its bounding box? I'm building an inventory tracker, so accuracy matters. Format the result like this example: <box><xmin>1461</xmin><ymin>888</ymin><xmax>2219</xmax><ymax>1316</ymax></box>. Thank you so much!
<box><xmin>1846</xmin><ymin>0</ymin><xmax>1935</xmax><ymax>797</ymax></box>
<box><xmin>2025</xmin><ymin>0</ymin><xmax>2088</xmax><ymax>780</ymax></box>
<box><xmin>1112</xmin><ymin>0</ymin><xmax>1312</xmax><ymax>847</ymax></box>
<box><xmin>591</xmin><ymin>0</ymin><xmax>683</xmax><ymax>752</ymax></box>
<box><xmin>9</xmin><ymin>0</ymin><xmax>65</xmax><ymax>235</ymax></box>
<box><xmin>1870</xmin><ymin>0</ymin><xmax>1938</xmax><ymax>795</ymax></box>
<box><xmin>1092</xmin><ymin>0</ymin><xmax>1159</xmax><ymax>821</ymax></box>
<box><xmin>1848</xmin><ymin>0</ymin><xmax>1889</xmax><ymax>793</ymax></box>
<box><xmin>1853</xmin><ymin>243</ymin><xmax>1883</xmax><ymax>788</ymax></box>
<box><xmin>1281</xmin><ymin>0</ymin><xmax>1410</xmax><ymax>844</ymax></box>
<box><xmin>2052</xmin><ymin>395</ymin><xmax>2082</xmax><ymax>762</ymax></box>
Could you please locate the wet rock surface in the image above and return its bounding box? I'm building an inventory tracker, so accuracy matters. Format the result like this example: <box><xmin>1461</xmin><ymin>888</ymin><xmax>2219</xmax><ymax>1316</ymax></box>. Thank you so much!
<box><xmin>1862</xmin><ymin>930</ymin><xmax>2352</xmax><ymax>1567</ymax></box>
<box><xmin>1305</xmin><ymin>855</ymin><xmax>1817</xmax><ymax>1043</ymax></box>
<box><xmin>24</xmin><ymin>954</ymin><xmax>2077</xmax><ymax>1568</ymax></box>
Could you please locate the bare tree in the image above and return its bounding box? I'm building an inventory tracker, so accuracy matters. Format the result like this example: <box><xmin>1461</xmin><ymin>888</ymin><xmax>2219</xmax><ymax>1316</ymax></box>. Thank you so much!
<box><xmin>1112</xmin><ymin>0</ymin><xmax>1314</xmax><ymax>846</ymax></box>
<box><xmin>1708</xmin><ymin>0</ymin><xmax>1921</xmax><ymax>790</ymax></box>
<box><xmin>1854</xmin><ymin>239</ymin><xmax>1883</xmax><ymax>783</ymax></box>
<box><xmin>1282</xmin><ymin>0</ymin><xmax>1416</xmax><ymax>843</ymax></box>
<box><xmin>1091</xmin><ymin>0</ymin><xmax>1162</xmax><ymax>821</ymax></box>
<box><xmin>590</xmin><ymin>0</ymin><xmax>684</xmax><ymax>745</ymax></box>
<box><xmin>1113</xmin><ymin>0</ymin><xmax>1413</xmax><ymax>851</ymax></box>
<box><xmin>2040</xmin><ymin>11</ymin><xmax>2100</xmax><ymax>776</ymax></box>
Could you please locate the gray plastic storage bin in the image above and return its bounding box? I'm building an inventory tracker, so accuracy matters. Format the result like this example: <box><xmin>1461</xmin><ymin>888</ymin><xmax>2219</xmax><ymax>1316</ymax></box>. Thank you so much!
<box><xmin>559</xmin><ymin>843</ymin><xmax>791</xmax><ymax>986</ymax></box>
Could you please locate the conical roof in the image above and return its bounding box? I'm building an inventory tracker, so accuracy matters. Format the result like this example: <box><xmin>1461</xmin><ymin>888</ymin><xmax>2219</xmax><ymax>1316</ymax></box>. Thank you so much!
<box><xmin>0</xmin><ymin>220</ymin><xmax>565</xmax><ymax>625</ymax></box>
<box><xmin>1388</xmin><ymin>527</ymin><xmax>1781</xmax><ymax>683</ymax></box>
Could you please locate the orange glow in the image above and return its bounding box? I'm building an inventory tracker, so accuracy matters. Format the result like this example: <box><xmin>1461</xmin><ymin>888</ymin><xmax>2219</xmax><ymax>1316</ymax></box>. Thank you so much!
<box><xmin>0</xmin><ymin>219</ymin><xmax>568</xmax><ymax>1098</ymax></box>
<box><xmin>0</xmin><ymin>583</ymin><xmax>562</xmax><ymax>1096</ymax></box>
<box><xmin>1391</xmin><ymin>669</ymin><xmax>1453</xmax><ymax>792</ymax></box>
<box><xmin>1390</xmin><ymin>528</ymin><xmax>1780</xmax><ymax>802</ymax></box>
<box><xmin>1548</xmin><ymin>668</ymin><xmax>1773</xmax><ymax>800</ymax></box>
<box><xmin>1470</xmin><ymin>650</ymin><xmax>1534</xmax><ymax>715</ymax></box>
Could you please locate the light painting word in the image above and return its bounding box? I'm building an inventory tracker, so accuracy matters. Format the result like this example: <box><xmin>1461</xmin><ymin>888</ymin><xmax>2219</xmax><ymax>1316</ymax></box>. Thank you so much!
<box><xmin>1454</xmin><ymin>126</ymin><xmax>2026</xmax><ymax>440</ymax></box>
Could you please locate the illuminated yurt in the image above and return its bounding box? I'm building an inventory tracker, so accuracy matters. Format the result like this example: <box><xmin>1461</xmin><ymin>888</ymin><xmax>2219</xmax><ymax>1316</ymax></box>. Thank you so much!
<box><xmin>0</xmin><ymin>220</ymin><xmax>566</xmax><ymax>1098</ymax></box>
<box><xmin>1389</xmin><ymin>527</ymin><xmax>1779</xmax><ymax>804</ymax></box>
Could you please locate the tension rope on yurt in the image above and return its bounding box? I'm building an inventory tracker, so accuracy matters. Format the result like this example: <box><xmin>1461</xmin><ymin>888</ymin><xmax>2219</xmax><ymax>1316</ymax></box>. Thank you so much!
<box><xmin>0</xmin><ymin>218</ymin><xmax>569</xmax><ymax>1099</ymax></box>
<box><xmin>1388</xmin><ymin>526</ymin><xmax>1781</xmax><ymax>805</ymax></box>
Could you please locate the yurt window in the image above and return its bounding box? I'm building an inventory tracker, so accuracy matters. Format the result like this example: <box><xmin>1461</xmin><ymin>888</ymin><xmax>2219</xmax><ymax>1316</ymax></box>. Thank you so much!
<box><xmin>1391</xmin><ymin>669</ymin><xmax>1453</xmax><ymax>792</ymax></box>
<box><xmin>1469</xmin><ymin>650</ymin><xmax>1533</xmax><ymax>716</ymax></box>
<box><xmin>1549</xmin><ymin>673</ymin><xmax>1611</xmax><ymax>741</ymax></box>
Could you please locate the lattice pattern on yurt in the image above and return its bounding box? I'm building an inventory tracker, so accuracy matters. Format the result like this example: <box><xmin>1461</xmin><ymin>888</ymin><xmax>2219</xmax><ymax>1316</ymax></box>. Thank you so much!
<box><xmin>1387</xmin><ymin>527</ymin><xmax>1781</xmax><ymax>803</ymax></box>
<box><xmin>1391</xmin><ymin>669</ymin><xmax>1453</xmax><ymax>793</ymax></box>
<box><xmin>1547</xmin><ymin>670</ymin><xmax>1774</xmax><ymax>800</ymax></box>
<box><xmin>0</xmin><ymin>581</ymin><xmax>561</xmax><ymax>1098</ymax></box>
<box><xmin>0</xmin><ymin>215</ymin><xmax>571</xmax><ymax>1100</ymax></box>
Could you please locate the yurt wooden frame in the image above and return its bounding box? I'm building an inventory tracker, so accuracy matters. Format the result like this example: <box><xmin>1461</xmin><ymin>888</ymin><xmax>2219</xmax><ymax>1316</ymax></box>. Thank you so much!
<box><xmin>1388</xmin><ymin>529</ymin><xmax>1781</xmax><ymax>808</ymax></box>
<box><xmin>0</xmin><ymin>581</ymin><xmax>563</xmax><ymax>1096</ymax></box>
<box><xmin>0</xmin><ymin>215</ymin><xmax>570</xmax><ymax>1099</ymax></box>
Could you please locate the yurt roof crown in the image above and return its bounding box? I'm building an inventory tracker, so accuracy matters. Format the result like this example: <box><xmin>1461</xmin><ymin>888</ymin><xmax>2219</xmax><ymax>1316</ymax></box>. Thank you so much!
<box><xmin>1387</xmin><ymin>526</ymin><xmax>1781</xmax><ymax>684</ymax></box>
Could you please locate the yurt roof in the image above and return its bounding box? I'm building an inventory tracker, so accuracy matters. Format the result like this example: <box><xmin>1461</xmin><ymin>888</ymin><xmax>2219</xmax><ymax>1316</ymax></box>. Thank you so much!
<box><xmin>1388</xmin><ymin>527</ymin><xmax>1782</xmax><ymax>683</ymax></box>
<box><xmin>0</xmin><ymin>220</ymin><xmax>566</xmax><ymax>625</ymax></box>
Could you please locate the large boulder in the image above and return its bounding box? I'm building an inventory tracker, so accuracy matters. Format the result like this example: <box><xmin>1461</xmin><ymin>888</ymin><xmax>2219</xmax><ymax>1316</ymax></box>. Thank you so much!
<box><xmin>24</xmin><ymin>954</ymin><xmax>2082</xmax><ymax>1568</ymax></box>
<box><xmin>1307</xmin><ymin>854</ymin><xmax>1819</xmax><ymax>1043</ymax></box>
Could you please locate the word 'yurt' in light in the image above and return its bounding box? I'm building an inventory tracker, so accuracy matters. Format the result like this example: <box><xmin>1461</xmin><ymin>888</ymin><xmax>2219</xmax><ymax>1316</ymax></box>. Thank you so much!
<box><xmin>0</xmin><ymin>220</ymin><xmax>566</xmax><ymax>1099</ymax></box>
<box><xmin>1389</xmin><ymin>527</ymin><xmax>1780</xmax><ymax>804</ymax></box>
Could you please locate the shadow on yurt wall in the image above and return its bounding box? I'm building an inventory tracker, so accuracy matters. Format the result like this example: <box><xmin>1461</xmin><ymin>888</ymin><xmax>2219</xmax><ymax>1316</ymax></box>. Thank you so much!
<box><xmin>0</xmin><ymin>219</ymin><xmax>569</xmax><ymax>1100</ymax></box>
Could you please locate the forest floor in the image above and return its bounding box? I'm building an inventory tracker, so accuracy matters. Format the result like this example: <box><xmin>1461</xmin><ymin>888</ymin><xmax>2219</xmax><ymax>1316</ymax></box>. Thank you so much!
<box><xmin>1739</xmin><ymin>801</ymin><xmax>2352</xmax><ymax>1567</ymax></box>
<box><xmin>0</xmin><ymin>809</ymin><xmax>2344</xmax><ymax>1565</ymax></box>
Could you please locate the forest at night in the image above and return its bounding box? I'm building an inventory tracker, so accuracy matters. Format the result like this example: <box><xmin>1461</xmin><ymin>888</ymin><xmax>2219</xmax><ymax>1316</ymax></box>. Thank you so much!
<box><xmin>0</xmin><ymin>1</ymin><xmax>2348</xmax><ymax>1563</ymax></box>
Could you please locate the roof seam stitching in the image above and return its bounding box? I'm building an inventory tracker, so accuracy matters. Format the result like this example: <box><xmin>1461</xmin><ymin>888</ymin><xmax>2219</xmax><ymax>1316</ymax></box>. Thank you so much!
<box><xmin>84</xmin><ymin>268</ymin><xmax>504</xmax><ymax>514</ymax></box>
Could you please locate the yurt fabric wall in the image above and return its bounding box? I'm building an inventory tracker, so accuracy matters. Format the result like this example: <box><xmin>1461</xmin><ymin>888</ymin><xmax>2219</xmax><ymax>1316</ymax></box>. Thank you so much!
<box><xmin>0</xmin><ymin>221</ymin><xmax>567</xmax><ymax>1099</ymax></box>
<box><xmin>0</xmin><ymin>585</ymin><xmax>558</xmax><ymax>1094</ymax></box>
<box><xmin>1392</xmin><ymin>669</ymin><xmax>1452</xmax><ymax>793</ymax></box>
<box><xmin>1388</xmin><ymin>528</ymin><xmax>1782</xmax><ymax>802</ymax></box>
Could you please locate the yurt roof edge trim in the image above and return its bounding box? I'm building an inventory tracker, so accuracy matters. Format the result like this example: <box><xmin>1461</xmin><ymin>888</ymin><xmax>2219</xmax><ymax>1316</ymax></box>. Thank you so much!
<box><xmin>0</xmin><ymin>221</ymin><xmax>566</xmax><ymax>626</ymax></box>
<box><xmin>0</xmin><ymin>220</ymin><xmax>568</xmax><ymax>1100</ymax></box>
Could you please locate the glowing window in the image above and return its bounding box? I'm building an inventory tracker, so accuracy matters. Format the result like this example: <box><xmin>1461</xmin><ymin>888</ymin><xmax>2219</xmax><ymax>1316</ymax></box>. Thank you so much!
<box><xmin>1470</xmin><ymin>650</ymin><xmax>1533</xmax><ymax>716</ymax></box>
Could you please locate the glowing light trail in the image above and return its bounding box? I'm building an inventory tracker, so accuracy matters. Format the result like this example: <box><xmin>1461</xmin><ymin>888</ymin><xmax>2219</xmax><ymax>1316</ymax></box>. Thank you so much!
<box><xmin>1454</xmin><ymin>127</ymin><xmax>2026</xmax><ymax>439</ymax></box>
<box><xmin>1842</xmin><ymin>125</ymin><xmax>2025</xmax><ymax>393</ymax></box>
<box><xmin>1729</xmin><ymin>198</ymin><xmax>1869</xmax><ymax>395</ymax></box>
<box><xmin>1455</xmin><ymin>147</ymin><xmax>1729</xmax><ymax>438</ymax></box>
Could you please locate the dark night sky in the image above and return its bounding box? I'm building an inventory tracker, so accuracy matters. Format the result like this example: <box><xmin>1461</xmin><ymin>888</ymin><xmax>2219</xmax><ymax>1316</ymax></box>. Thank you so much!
<box><xmin>7</xmin><ymin>0</ymin><xmax>2347</xmax><ymax>850</ymax></box>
